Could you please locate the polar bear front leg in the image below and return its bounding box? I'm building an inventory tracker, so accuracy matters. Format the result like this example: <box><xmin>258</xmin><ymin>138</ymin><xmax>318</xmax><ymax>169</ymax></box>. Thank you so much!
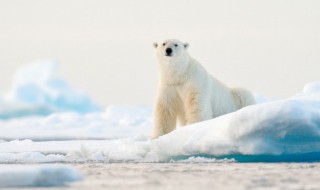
<box><xmin>151</xmin><ymin>92</ymin><xmax>177</xmax><ymax>139</ymax></box>
<box><xmin>184</xmin><ymin>88</ymin><xmax>202</xmax><ymax>125</ymax></box>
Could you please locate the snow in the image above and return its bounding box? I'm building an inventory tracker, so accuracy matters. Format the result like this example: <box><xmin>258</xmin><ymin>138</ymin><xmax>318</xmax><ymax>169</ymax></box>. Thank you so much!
<box><xmin>0</xmin><ymin>164</ymin><xmax>82</xmax><ymax>187</ymax></box>
<box><xmin>1</xmin><ymin>86</ymin><xmax>320</xmax><ymax>162</ymax></box>
<box><xmin>149</xmin><ymin>92</ymin><xmax>320</xmax><ymax>162</ymax></box>
<box><xmin>0</xmin><ymin>106</ymin><xmax>152</xmax><ymax>141</ymax></box>
<box><xmin>1</xmin><ymin>89</ymin><xmax>320</xmax><ymax>163</ymax></box>
<box><xmin>1</xmin><ymin>88</ymin><xmax>320</xmax><ymax>162</ymax></box>
<box><xmin>0</xmin><ymin>62</ymin><xmax>320</xmax><ymax>163</ymax></box>
<box><xmin>0</xmin><ymin>60</ymin><xmax>99</xmax><ymax>119</ymax></box>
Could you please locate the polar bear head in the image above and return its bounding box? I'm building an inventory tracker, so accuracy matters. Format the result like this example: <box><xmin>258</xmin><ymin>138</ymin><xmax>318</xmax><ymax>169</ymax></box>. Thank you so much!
<box><xmin>153</xmin><ymin>39</ymin><xmax>189</xmax><ymax>63</ymax></box>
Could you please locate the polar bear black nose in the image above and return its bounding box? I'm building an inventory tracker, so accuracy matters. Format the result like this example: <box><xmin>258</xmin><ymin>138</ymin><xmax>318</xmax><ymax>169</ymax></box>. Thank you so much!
<box><xmin>166</xmin><ymin>48</ymin><xmax>172</xmax><ymax>56</ymax></box>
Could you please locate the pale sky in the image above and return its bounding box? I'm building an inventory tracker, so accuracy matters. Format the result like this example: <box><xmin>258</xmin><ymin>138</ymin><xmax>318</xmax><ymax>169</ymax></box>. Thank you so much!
<box><xmin>0</xmin><ymin>0</ymin><xmax>320</xmax><ymax>106</ymax></box>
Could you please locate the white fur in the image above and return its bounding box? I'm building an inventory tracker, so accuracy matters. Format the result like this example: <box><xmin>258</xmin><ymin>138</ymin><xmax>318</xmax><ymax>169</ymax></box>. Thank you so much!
<box><xmin>151</xmin><ymin>39</ymin><xmax>256</xmax><ymax>139</ymax></box>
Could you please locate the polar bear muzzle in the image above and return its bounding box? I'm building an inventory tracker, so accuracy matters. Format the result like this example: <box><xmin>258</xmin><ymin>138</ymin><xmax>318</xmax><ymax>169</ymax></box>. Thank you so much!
<box><xmin>165</xmin><ymin>48</ymin><xmax>173</xmax><ymax>56</ymax></box>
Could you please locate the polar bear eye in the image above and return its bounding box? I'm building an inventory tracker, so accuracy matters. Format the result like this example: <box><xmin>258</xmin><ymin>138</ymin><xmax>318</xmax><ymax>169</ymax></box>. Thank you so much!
<box><xmin>174</xmin><ymin>44</ymin><xmax>178</xmax><ymax>47</ymax></box>
<box><xmin>162</xmin><ymin>43</ymin><xmax>166</xmax><ymax>46</ymax></box>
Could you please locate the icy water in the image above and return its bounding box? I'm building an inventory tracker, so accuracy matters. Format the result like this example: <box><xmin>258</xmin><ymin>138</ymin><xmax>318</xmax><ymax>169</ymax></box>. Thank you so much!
<box><xmin>4</xmin><ymin>163</ymin><xmax>320</xmax><ymax>190</ymax></box>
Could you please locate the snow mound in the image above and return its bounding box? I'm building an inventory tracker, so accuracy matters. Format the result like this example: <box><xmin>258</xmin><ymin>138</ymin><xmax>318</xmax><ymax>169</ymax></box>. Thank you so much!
<box><xmin>0</xmin><ymin>164</ymin><xmax>82</xmax><ymax>187</ymax></box>
<box><xmin>147</xmin><ymin>94</ymin><xmax>320</xmax><ymax>162</ymax></box>
<box><xmin>0</xmin><ymin>60</ymin><xmax>99</xmax><ymax>119</ymax></box>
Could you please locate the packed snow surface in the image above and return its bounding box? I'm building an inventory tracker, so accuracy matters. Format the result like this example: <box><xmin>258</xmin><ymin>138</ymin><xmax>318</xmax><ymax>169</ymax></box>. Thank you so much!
<box><xmin>0</xmin><ymin>61</ymin><xmax>320</xmax><ymax>163</ymax></box>
<box><xmin>0</xmin><ymin>164</ymin><xmax>82</xmax><ymax>187</ymax></box>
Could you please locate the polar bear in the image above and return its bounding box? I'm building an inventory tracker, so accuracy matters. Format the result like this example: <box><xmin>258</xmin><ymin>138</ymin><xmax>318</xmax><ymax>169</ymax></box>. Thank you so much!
<box><xmin>151</xmin><ymin>39</ymin><xmax>256</xmax><ymax>139</ymax></box>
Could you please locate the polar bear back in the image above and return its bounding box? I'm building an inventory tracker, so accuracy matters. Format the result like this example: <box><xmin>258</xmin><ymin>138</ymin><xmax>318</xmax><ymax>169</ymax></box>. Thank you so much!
<box><xmin>198</xmin><ymin>67</ymin><xmax>237</xmax><ymax>118</ymax></box>
<box><xmin>187</xmin><ymin>59</ymin><xmax>254</xmax><ymax>118</ymax></box>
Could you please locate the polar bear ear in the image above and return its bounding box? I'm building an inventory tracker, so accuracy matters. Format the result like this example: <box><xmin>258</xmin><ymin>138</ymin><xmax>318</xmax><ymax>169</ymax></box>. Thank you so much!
<box><xmin>184</xmin><ymin>43</ymin><xmax>189</xmax><ymax>49</ymax></box>
<box><xmin>153</xmin><ymin>42</ymin><xmax>158</xmax><ymax>48</ymax></box>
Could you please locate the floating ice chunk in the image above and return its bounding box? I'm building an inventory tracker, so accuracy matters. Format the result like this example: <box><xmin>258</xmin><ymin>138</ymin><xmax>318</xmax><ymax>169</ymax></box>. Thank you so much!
<box><xmin>0</xmin><ymin>102</ymin><xmax>53</xmax><ymax>119</ymax></box>
<box><xmin>1</xmin><ymin>60</ymin><xmax>99</xmax><ymax>119</ymax></box>
<box><xmin>0</xmin><ymin>164</ymin><xmax>82</xmax><ymax>187</ymax></box>
<box><xmin>303</xmin><ymin>81</ymin><xmax>320</xmax><ymax>94</ymax></box>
